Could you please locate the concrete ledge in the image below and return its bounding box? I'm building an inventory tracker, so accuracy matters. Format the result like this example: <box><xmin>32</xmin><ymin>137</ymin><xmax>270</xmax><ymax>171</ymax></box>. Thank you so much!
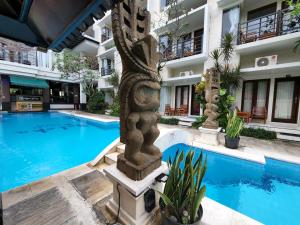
<box><xmin>201</xmin><ymin>197</ymin><xmax>263</xmax><ymax>225</ymax></box>
<box><xmin>192</xmin><ymin>141</ymin><xmax>266</xmax><ymax>164</ymax></box>
<box><xmin>59</xmin><ymin>110</ymin><xmax>119</xmax><ymax>122</ymax></box>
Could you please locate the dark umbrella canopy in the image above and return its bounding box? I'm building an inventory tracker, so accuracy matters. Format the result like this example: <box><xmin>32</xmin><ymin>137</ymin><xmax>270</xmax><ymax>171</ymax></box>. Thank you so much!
<box><xmin>0</xmin><ymin>0</ymin><xmax>111</xmax><ymax>51</ymax></box>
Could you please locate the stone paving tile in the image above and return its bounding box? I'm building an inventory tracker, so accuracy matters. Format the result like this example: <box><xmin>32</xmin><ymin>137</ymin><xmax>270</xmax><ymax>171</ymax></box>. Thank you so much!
<box><xmin>2</xmin><ymin>185</ymin><xmax>32</xmax><ymax>209</ymax></box>
<box><xmin>29</xmin><ymin>177</ymin><xmax>56</xmax><ymax>197</ymax></box>
<box><xmin>61</xmin><ymin>164</ymin><xmax>93</xmax><ymax>181</ymax></box>
<box><xmin>3</xmin><ymin>187</ymin><xmax>78</xmax><ymax>225</ymax></box>
<box><xmin>92</xmin><ymin>195</ymin><xmax>117</xmax><ymax>224</ymax></box>
<box><xmin>71</xmin><ymin>170</ymin><xmax>113</xmax><ymax>205</ymax></box>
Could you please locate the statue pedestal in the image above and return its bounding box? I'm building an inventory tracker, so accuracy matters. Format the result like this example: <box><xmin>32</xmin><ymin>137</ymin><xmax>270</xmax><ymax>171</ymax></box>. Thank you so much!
<box><xmin>198</xmin><ymin>127</ymin><xmax>222</xmax><ymax>146</ymax></box>
<box><xmin>104</xmin><ymin>163</ymin><xmax>168</xmax><ymax>225</ymax></box>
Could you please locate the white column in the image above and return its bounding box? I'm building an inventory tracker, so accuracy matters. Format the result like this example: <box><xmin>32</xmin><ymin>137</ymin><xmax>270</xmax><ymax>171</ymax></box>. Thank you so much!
<box><xmin>80</xmin><ymin>83</ymin><xmax>87</xmax><ymax>104</ymax></box>
<box><xmin>188</xmin><ymin>85</ymin><xmax>192</xmax><ymax>116</ymax></box>
<box><xmin>267</xmin><ymin>78</ymin><xmax>275</xmax><ymax>123</ymax></box>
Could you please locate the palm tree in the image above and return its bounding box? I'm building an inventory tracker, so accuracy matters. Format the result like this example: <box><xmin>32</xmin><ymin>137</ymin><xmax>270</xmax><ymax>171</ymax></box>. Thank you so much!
<box><xmin>210</xmin><ymin>33</ymin><xmax>241</xmax><ymax>93</ymax></box>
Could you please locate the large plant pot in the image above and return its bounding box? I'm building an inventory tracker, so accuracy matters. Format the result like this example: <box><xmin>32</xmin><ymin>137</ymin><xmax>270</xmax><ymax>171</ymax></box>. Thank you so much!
<box><xmin>161</xmin><ymin>205</ymin><xmax>203</xmax><ymax>225</ymax></box>
<box><xmin>225</xmin><ymin>135</ymin><xmax>240</xmax><ymax>149</ymax></box>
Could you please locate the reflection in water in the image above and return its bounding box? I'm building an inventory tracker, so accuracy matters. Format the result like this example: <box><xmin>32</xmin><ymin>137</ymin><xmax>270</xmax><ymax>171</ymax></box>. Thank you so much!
<box><xmin>163</xmin><ymin>144</ymin><xmax>300</xmax><ymax>225</ymax></box>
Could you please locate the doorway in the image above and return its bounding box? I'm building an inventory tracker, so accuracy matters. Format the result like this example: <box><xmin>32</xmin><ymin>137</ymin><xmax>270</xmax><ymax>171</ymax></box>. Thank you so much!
<box><xmin>175</xmin><ymin>85</ymin><xmax>189</xmax><ymax>110</ymax></box>
<box><xmin>242</xmin><ymin>79</ymin><xmax>270</xmax><ymax>113</ymax></box>
<box><xmin>272</xmin><ymin>77</ymin><xmax>300</xmax><ymax>123</ymax></box>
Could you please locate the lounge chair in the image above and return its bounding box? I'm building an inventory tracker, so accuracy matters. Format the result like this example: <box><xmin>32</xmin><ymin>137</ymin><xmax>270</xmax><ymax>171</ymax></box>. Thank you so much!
<box><xmin>235</xmin><ymin>107</ymin><xmax>252</xmax><ymax>123</ymax></box>
<box><xmin>252</xmin><ymin>106</ymin><xmax>267</xmax><ymax>124</ymax></box>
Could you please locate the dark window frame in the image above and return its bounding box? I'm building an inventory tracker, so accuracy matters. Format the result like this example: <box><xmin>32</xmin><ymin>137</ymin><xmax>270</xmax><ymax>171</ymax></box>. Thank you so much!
<box><xmin>241</xmin><ymin>79</ymin><xmax>270</xmax><ymax>112</ymax></box>
<box><xmin>272</xmin><ymin>77</ymin><xmax>300</xmax><ymax>123</ymax></box>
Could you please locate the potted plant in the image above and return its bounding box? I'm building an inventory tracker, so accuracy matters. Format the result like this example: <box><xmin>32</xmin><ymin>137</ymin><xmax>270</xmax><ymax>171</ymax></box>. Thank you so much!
<box><xmin>159</xmin><ymin>150</ymin><xmax>207</xmax><ymax>225</ymax></box>
<box><xmin>225</xmin><ymin>110</ymin><xmax>244</xmax><ymax>149</ymax></box>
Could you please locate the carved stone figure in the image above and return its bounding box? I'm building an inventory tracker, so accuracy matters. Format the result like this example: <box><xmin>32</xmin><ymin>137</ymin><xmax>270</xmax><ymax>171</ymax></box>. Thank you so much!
<box><xmin>112</xmin><ymin>0</ymin><xmax>162</xmax><ymax>180</ymax></box>
<box><xmin>202</xmin><ymin>68</ymin><xmax>220</xmax><ymax>129</ymax></box>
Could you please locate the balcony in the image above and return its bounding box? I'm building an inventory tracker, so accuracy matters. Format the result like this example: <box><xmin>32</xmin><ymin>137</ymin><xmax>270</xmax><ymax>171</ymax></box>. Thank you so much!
<box><xmin>160</xmin><ymin>36</ymin><xmax>203</xmax><ymax>62</ymax></box>
<box><xmin>0</xmin><ymin>47</ymin><xmax>37</xmax><ymax>66</ymax></box>
<box><xmin>101</xmin><ymin>34</ymin><xmax>112</xmax><ymax>43</ymax></box>
<box><xmin>238</xmin><ymin>9</ymin><xmax>300</xmax><ymax>45</ymax></box>
<box><xmin>101</xmin><ymin>67</ymin><xmax>115</xmax><ymax>76</ymax></box>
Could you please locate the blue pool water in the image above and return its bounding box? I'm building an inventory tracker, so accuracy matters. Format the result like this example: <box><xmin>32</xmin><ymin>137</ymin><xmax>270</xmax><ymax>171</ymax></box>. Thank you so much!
<box><xmin>163</xmin><ymin>144</ymin><xmax>300</xmax><ymax>225</ymax></box>
<box><xmin>0</xmin><ymin>112</ymin><xmax>119</xmax><ymax>192</ymax></box>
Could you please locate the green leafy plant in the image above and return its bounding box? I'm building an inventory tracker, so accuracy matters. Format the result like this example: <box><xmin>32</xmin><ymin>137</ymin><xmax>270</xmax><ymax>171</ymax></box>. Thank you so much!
<box><xmin>192</xmin><ymin>115</ymin><xmax>207</xmax><ymax>129</ymax></box>
<box><xmin>226</xmin><ymin>110</ymin><xmax>244</xmax><ymax>138</ymax></box>
<box><xmin>107</xmin><ymin>72</ymin><xmax>120</xmax><ymax>88</ymax></box>
<box><xmin>86</xmin><ymin>90</ymin><xmax>107</xmax><ymax>113</ymax></box>
<box><xmin>218</xmin><ymin>89</ymin><xmax>236</xmax><ymax>129</ymax></box>
<box><xmin>53</xmin><ymin>50</ymin><xmax>100</xmax><ymax>112</ymax></box>
<box><xmin>286</xmin><ymin>0</ymin><xmax>300</xmax><ymax>52</ymax></box>
<box><xmin>159</xmin><ymin>150</ymin><xmax>207</xmax><ymax>224</ymax></box>
<box><xmin>109</xmin><ymin>94</ymin><xmax>120</xmax><ymax>117</ymax></box>
<box><xmin>241</xmin><ymin>128</ymin><xmax>277</xmax><ymax>140</ymax></box>
<box><xmin>159</xmin><ymin>117</ymin><xmax>179</xmax><ymax>125</ymax></box>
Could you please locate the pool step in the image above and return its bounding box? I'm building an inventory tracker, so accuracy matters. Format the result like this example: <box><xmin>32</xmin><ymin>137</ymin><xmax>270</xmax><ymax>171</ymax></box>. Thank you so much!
<box><xmin>104</xmin><ymin>152</ymin><xmax>119</xmax><ymax>165</ymax></box>
<box><xmin>116</xmin><ymin>144</ymin><xmax>125</xmax><ymax>153</ymax></box>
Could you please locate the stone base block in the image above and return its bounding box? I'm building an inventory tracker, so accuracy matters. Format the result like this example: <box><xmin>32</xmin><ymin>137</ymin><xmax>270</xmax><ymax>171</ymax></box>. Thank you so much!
<box><xmin>117</xmin><ymin>153</ymin><xmax>161</xmax><ymax>181</ymax></box>
<box><xmin>104</xmin><ymin>163</ymin><xmax>168</xmax><ymax>225</ymax></box>
<box><xmin>198</xmin><ymin>127</ymin><xmax>222</xmax><ymax>146</ymax></box>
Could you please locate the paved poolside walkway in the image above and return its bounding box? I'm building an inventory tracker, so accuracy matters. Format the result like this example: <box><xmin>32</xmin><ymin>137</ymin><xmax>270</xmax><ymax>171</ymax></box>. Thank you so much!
<box><xmin>2</xmin><ymin>165</ymin><xmax>116</xmax><ymax>225</ymax></box>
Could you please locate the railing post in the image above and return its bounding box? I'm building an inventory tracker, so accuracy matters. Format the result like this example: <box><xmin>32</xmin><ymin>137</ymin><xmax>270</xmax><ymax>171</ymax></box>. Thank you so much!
<box><xmin>276</xmin><ymin>10</ymin><xmax>283</xmax><ymax>36</ymax></box>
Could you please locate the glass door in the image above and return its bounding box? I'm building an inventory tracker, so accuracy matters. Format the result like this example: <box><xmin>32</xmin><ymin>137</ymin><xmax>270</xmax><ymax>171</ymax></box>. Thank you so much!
<box><xmin>191</xmin><ymin>85</ymin><xmax>200</xmax><ymax>115</ymax></box>
<box><xmin>272</xmin><ymin>78</ymin><xmax>300</xmax><ymax>123</ymax></box>
<box><xmin>242</xmin><ymin>79</ymin><xmax>270</xmax><ymax>112</ymax></box>
<box><xmin>175</xmin><ymin>86</ymin><xmax>189</xmax><ymax>109</ymax></box>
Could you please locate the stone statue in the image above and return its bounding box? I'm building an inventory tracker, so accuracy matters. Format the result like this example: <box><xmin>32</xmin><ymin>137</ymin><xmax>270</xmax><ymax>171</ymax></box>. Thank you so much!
<box><xmin>112</xmin><ymin>0</ymin><xmax>162</xmax><ymax>180</ymax></box>
<box><xmin>202</xmin><ymin>68</ymin><xmax>220</xmax><ymax>129</ymax></box>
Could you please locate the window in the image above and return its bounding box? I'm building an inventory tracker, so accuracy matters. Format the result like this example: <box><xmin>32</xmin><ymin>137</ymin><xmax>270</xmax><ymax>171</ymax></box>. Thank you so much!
<box><xmin>222</xmin><ymin>6</ymin><xmax>240</xmax><ymax>43</ymax></box>
<box><xmin>0</xmin><ymin>43</ymin><xmax>8</xmax><ymax>60</ymax></box>
<box><xmin>177</xmin><ymin>33</ymin><xmax>192</xmax><ymax>57</ymax></box>
<box><xmin>49</xmin><ymin>81</ymin><xmax>77</xmax><ymax>104</ymax></box>
<box><xmin>194</xmin><ymin>29</ymin><xmax>203</xmax><ymax>54</ymax></box>
<box><xmin>242</xmin><ymin>79</ymin><xmax>270</xmax><ymax>113</ymax></box>
<box><xmin>159</xmin><ymin>35</ymin><xmax>172</xmax><ymax>58</ymax></box>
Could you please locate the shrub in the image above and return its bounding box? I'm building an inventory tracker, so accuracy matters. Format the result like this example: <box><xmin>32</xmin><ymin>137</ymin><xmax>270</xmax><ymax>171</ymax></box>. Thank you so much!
<box><xmin>87</xmin><ymin>91</ymin><xmax>106</xmax><ymax>113</ymax></box>
<box><xmin>109</xmin><ymin>94</ymin><xmax>120</xmax><ymax>117</ymax></box>
<box><xmin>192</xmin><ymin>115</ymin><xmax>207</xmax><ymax>128</ymax></box>
<box><xmin>226</xmin><ymin>110</ymin><xmax>244</xmax><ymax>138</ymax></box>
<box><xmin>241</xmin><ymin>128</ymin><xmax>277</xmax><ymax>140</ymax></box>
<box><xmin>159</xmin><ymin>150</ymin><xmax>207</xmax><ymax>224</ymax></box>
<box><xmin>159</xmin><ymin>117</ymin><xmax>179</xmax><ymax>125</ymax></box>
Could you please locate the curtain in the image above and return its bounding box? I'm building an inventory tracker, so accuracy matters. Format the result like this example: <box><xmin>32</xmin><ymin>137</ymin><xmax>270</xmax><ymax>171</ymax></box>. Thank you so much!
<box><xmin>274</xmin><ymin>81</ymin><xmax>294</xmax><ymax>119</ymax></box>
<box><xmin>176</xmin><ymin>87</ymin><xmax>181</xmax><ymax>108</ymax></box>
<box><xmin>222</xmin><ymin>6</ymin><xmax>240</xmax><ymax>43</ymax></box>
<box><xmin>256</xmin><ymin>81</ymin><xmax>267</xmax><ymax>108</ymax></box>
<box><xmin>183</xmin><ymin>87</ymin><xmax>189</xmax><ymax>105</ymax></box>
<box><xmin>243</xmin><ymin>82</ymin><xmax>253</xmax><ymax>112</ymax></box>
<box><xmin>159</xmin><ymin>87</ymin><xmax>171</xmax><ymax>112</ymax></box>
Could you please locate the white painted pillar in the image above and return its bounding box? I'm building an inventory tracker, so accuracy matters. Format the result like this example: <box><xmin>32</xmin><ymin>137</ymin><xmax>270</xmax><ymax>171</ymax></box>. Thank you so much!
<box><xmin>80</xmin><ymin>83</ymin><xmax>87</xmax><ymax>104</ymax></box>
<box><xmin>267</xmin><ymin>78</ymin><xmax>275</xmax><ymax>123</ymax></box>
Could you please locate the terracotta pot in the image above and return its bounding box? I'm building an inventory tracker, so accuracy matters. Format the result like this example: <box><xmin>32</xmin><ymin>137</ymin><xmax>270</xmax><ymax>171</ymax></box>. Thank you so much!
<box><xmin>161</xmin><ymin>205</ymin><xmax>203</xmax><ymax>225</ymax></box>
<box><xmin>225</xmin><ymin>135</ymin><xmax>240</xmax><ymax>149</ymax></box>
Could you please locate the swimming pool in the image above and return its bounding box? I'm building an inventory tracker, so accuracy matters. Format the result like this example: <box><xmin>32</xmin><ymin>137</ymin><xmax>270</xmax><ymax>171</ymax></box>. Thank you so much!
<box><xmin>0</xmin><ymin>112</ymin><xmax>119</xmax><ymax>192</ymax></box>
<box><xmin>163</xmin><ymin>143</ymin><xmax>300</xmax><ymax>225</ymax></box>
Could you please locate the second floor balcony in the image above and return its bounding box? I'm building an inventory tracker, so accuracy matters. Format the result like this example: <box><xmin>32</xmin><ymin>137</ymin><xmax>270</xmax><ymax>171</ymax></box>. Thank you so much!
<box><xmin>238</xmin><ymin>9</ymin><xmax>300</xmax><ymax>45</ymax></box>
<box><xmin>160</xmin><ymin>35</ymin><xmax>203</xmax><ymax>62</ymax></box>
<box><xmin>0</xmin><ymin>47</ymin><xmax>37</xmax><ymax>66</ymax></box>
<box><xmin>101</xmin><ymin>67</ymin><xmax>115</xmax><ymax>76</ymax></box>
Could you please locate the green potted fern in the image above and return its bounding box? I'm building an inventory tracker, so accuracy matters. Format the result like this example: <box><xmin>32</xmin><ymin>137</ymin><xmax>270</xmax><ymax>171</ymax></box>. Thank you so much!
<box><xmin>159</xmin><ymin>150</ymin><xmax>207</xmax><ymax>225</ymax></box>
<box><xmin>225</xmin><ymin>110</ymin><xmax>244</xmax><ymax>149</ymax></box>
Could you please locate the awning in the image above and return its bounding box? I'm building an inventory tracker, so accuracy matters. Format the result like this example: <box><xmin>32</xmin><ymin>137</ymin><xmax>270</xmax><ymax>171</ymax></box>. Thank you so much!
<box><xmin>10</xmin><ymin>76</ymin><xmax>49</xmax><ymax>89</ymax></box>
<box><xmin>0</xmin><ymin>0</ymin><xmax>111</xmax><ymax>51</ymax></box>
